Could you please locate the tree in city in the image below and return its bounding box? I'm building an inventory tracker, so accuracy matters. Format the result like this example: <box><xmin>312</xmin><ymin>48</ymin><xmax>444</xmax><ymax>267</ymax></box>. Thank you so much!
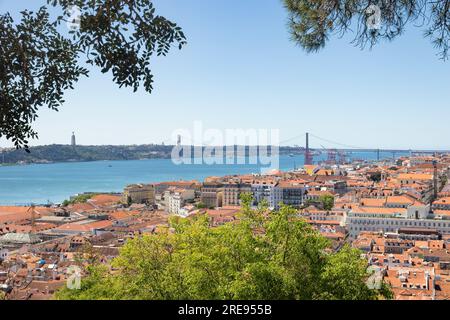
<box><xmin>1</xmin><ymin>0</ymin><xmax>186</xmax><ymax>150</ymax></box>
<box><xmin>283</xmin><ymin>0</ymin><xmax>450</xmax><ymax>60</ymax></box>
<box><xmin>368</xmin><ymin>172</ymin><xmax>382</xmax><ymax>183</ymax></box>
<box><xmin>55</xmin><ymin>194</ymin><xmax>391</xmax><ymax>300</ymax></box>
<box><xmin>195</xmin><ymin>202</ymin><xmax>207</xmax><ymax>209</ymax></box>
<box><xmin>62</xmin><ymin>193</ymin><xmax>95</xmax><ymax>206</ymax></box>
<box><xmin>319</xmin><ymin>194</ymin><xmax>335</xmax><ymax>211</ymax></box>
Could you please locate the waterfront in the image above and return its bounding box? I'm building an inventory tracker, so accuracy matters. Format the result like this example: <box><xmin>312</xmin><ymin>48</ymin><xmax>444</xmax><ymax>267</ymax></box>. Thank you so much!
<box><xmin>0</xmin><ymin>151</ymin><xmax>404</xmax><ymax>205</ymax></box>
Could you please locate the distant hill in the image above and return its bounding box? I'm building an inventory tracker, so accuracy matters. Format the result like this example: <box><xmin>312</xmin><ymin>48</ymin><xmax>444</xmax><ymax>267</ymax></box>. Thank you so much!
<box><xmin>0</xmin><ymin>144</ymin><xmax>174</xmax><ymax>164</ymax></box>
<box><xmin>0</xmin><ymin>144</ymin><xmax>304</xmax><ymax>165</ymax></box>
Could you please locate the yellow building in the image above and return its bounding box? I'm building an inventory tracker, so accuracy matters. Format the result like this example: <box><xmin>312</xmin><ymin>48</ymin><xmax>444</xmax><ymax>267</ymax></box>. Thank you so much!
<box><xmin>123</xmin><ymin>184</ymin><xmax>155</xmax><ymax>205</ymax></box>
<box><xmin>304</xmin><ymin>164</ymin><xmax>319</xmax><ymax>175</ymax></box>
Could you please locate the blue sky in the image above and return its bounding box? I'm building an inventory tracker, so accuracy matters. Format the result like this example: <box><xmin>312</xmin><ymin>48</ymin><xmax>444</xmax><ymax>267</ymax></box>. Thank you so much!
<box><xmin>1</xmin><ymin>0</ymin><xmax>449</xmax><ymax>150</ymax></box>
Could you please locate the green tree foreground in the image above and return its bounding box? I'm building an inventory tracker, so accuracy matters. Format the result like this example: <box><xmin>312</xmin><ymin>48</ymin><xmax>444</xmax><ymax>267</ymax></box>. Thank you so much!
<box><xmin>56</xmin><ymin>195</ymin><xmax>391</xmax><ymax>300</ymax></box>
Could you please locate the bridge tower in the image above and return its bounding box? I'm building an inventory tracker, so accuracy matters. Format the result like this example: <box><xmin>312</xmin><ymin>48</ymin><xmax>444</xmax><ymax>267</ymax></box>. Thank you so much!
<box><xmin>304</xmin><ymin>132</ymin><xmax>313</xmax><ymax>165</ymax></box>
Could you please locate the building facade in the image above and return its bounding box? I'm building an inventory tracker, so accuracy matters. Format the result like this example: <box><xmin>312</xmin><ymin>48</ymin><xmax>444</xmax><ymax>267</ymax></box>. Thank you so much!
<box><xmin>200</xmin><ymin>183</ymin><xmax>223</xmax><ymax>208</ymax></box>
<box><xmin>279</xmin><ymin>182</ymin><xmax>306</xmax><ymax>209</ymax></box>
<box><xmin>165</xmin><ymin>188</ymin><xmax>195</xmax><ymax>215</ymax></box>
<box><xmin>122</xmin><ymin>184</ymin><xmax>155</xmax><ymax>205</ymax></box>
<box><xmin>222</xmin><ymin>183</ymin><xmax>252</xmax><ymax>206</ymax></box>
<box><xmin>346</xmin><ymin>205</ymin><xmax>450</xmax><ymax>239</ymax></box>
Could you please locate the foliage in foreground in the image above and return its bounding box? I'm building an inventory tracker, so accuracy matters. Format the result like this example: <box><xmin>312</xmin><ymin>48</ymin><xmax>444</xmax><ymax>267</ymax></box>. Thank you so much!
<box><xmin>56</xmin><ymin>195</ymin><xmax>391</xmax><ymax>300</ymax></box>
<box><xmin>1</xmin><ymin>0</ymin><xmax>186</xmax><ymax>150</ymax></box>
<box><xmin>284</xmin><ymin>0</ymin><xmax>449</xmax><ymax>60</ymax></box>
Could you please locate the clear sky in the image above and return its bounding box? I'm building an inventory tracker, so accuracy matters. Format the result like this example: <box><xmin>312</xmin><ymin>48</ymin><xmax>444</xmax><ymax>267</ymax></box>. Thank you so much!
<box><xmin>1</xmin><ymin>0</ymin><xmax>449</xmax><ymax>150</ymax></box>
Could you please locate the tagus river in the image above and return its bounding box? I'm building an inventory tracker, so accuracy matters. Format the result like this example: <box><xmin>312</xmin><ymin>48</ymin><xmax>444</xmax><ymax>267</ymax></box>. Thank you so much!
<box><xmin>0</xmin><ymin>152</ymin><xmax>404</xmax><ymax>205</ymax></box>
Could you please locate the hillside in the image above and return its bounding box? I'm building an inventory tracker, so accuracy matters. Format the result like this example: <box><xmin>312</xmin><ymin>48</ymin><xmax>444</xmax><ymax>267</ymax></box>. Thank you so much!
<box><xmin>0</xmin><ymin>144</ymin><xmax>173</xmax><ymax>164</ymax></box>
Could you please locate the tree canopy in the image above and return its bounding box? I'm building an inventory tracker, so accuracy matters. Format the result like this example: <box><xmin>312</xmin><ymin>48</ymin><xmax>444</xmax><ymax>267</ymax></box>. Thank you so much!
<box><xmin>319</xmin><ymin>194</ymin><xmax>335</xmax><ymax>211</ymax></box>
<box><xmin>0</xmin><ymin>0</ymin><xmax>186</xmax><ymax>150</ymax></box>
<box><xmin>284</xmin><ymin>0</ymin><xmax>450</xmax><ymax>60</ymax></box>
<box><xmin>56</xmin><ymin>195</ymin><xmax>391</xmax><ymax>300</ymax></box>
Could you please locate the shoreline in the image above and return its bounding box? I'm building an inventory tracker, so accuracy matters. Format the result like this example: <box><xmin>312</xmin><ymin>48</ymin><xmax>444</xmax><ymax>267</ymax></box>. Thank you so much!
<box><xmin>0</xmin><ymin>157</ymin><xmax>173</xmax><ymax>168</ymax></box>
<box><xmin>0</xmin><ymin>191</ymin><xmax>123</xmax><ymax>207</ymax></box>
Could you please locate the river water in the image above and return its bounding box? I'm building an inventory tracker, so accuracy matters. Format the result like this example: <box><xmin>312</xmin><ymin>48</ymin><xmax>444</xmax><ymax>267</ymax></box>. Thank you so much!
<box><xmin>0</xmin><ymin>151</ymin><xmax>405</xmax><ymax>205</ymax></box>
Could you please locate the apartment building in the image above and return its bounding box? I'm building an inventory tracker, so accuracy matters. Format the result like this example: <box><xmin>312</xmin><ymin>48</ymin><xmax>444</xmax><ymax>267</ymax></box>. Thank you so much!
<box><xmin>154</xmin><ymin>180</ymin><xmax>201</xmax><ymax>195</ymax></box>
<box><xmin>165</xmin><ymin>188</ymin><xmax>195</xmax><ymax>215</ymax></box>
<box><xmin>200</xmin><ymin>183</ymin><xmax>223</xmax><ymax>208</ymax></box>
<box><xmin>397</xmin><ymin>173</ymin><xmax>433</xmax><ymax>185</ymax></box>
<box><xmin>385</xmin><ymin>195</ymin><xmax>417</xmax><ymax>208</ymax></box>
<box><xmin>386</xmin><ymin>267</ymin><xmax>435</xmax><ymax>300</ymax></box>
<box><xmin>275</xmin><ymin>181</ymin><xmax>307</xmax><ymax>209</ymax></box>
<box><xmin>354</xmin><ymin>230</ymin><xmax>450</xmax><ymax>300</ymax></box>
<box><xmin>346</xmin><ymin>204</ymin><xmax>450</xmax><ymax>239</ymax></box>
<box><xmin>300</xmin><ymin>208</ymin><xmax>345</xmax><ymax>224</ymax></box>
<box><xmin>433</xmin><ymin>197</ymin><xmax>450</xmax><ymax>210</ymax></box>
<box><xmin>251</xmin><ymin>179</ymin><xmax>277</xmax><ymax>207</ymax></box>
<box><xmin>122</xmin><ymin>184</ymin><xmax>155</xmax><ymax>205</ymax></box>
<box><xmin>222</xmin><ymin>183</ymin><xmax>252</xmax><ymax>206</ymax></box>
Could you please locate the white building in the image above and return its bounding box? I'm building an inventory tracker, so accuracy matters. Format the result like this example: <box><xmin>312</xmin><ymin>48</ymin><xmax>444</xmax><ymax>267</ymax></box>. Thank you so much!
<box><xmin>270</xmin><ymin>186</ymin><xmax>283</xmax><ymax>209</ymax></box>
<box><xmin>345</xmin><ymin>204</ymin><xmax>450</xmax><ymax>239</ymax></box>
<box><xmin>251</xmin><ymin>181</ymin><xmax>277</xmax><ymax>207</ymax></box>
<box><xmin>165</xmin><ymin>188</ymin><xmax>195</xmax><ymax>215</ymax></box>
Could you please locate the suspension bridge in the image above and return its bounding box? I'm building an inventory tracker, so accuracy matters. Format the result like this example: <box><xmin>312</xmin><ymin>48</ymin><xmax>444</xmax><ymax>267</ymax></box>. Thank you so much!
<box><xmin>162</xmin><ymin>131</ymin><xmax>449</xmax><ymax>164</ymax></box>
<box><xmin>279</xmin><ymin>132</ymin><xmax>448</xmax><ymax>165</ymax></box>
